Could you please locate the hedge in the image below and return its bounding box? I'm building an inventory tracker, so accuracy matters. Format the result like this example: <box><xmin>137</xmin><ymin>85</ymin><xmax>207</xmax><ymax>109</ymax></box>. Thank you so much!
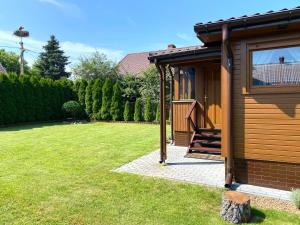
<box><xmin>0</xmin><ymin>73</ymin><xmax>74</xmax><ymax>125</ymax></box>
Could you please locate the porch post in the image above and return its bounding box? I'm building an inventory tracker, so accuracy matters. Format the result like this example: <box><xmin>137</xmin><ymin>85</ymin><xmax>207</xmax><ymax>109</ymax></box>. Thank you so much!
<box><xmin>156</xmin><ymin>62</ymin><xmax>167</xmax><ymax>163</ymax></box>
<box><xmin>221</xmin><ymin>23</ymin><xmax>234</xmax><ymax>187</ymax></box>
<box><xmin>168</xmin><ymin>65</ymin><xmax>174</xmax><ymax>144</ymax></box>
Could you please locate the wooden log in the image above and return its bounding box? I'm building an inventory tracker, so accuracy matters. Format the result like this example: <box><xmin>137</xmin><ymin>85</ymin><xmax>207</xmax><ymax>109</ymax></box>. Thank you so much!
<box><xmin>220</xmin><ymin>191</ymin><xmax>251</xmax><ymax>224</ymax></box>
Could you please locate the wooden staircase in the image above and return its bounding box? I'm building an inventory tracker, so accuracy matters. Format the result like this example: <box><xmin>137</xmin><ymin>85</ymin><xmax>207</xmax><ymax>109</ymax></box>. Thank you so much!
<box><xmin>188</xmin><ymin>128</ymin><xmax>221</xmax><ymax>154</ymax></box>
<box><xmin>185</xmin><ymin>100</ymin><xmax>221</xmax><ymax>155</ymax></box>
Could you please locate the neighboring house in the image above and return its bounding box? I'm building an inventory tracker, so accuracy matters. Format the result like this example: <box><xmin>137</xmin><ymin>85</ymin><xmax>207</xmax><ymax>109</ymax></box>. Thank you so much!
<box><xmin>0</xmin><ymin>62</ymin><xmax>7</xmax><ymax>74</ymax></box>
<box><xmin>118</xmin><ymin>52</ymin><xmax>151</xmax><ymax>76</ymax></box>
<box><xmin>149</xmin><ymin>6</ymin><xmax>300</xmax><ymax>191</ymax></box>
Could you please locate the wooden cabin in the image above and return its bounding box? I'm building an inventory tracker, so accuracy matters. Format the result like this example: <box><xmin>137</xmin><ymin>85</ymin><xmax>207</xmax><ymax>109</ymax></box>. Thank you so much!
<box><xmin>149</xmin><ymin>7</ymin><xmax>300</xmax><ymax>191</ymax></box>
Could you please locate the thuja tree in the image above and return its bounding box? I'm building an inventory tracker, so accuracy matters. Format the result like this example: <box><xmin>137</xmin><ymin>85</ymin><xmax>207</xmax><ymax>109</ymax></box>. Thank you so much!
<box><xmin>123</xmin><ymin>100</ymin><xmax>132</xmax><ymax>121</ymax></box>
<box><xmin>110</xmin><ymin>81</ymin><xmax>123</xmax><ymax>121</ymax></box>
<box><xmin>100</xmin><ymin>78</ymin><xmax>113</xmax><ymax>120</ymax></box>
<box><xmin>92</xmin><ymin>79</ymin><xmax>102</xmax><ymax>118</ymax></box>
<box><xmin>144</xmin><ymin>97</ymin><xmax>154</xmax><ymax>122</ymax></box>
<box><xmin>155</xmin><ymin>103</ymin><xmax>160</xmax><ymax>122</ymax></box>
<box><xmin>134</xmin><ymin>98</ymin><xmax>142</xmax><ymax>122</ymax></box>
<box><xmin>85</xmin><ymin>81</ymin><xmax>93</xmax><ymax>116</ymax></box>
<box><xmin>78</xmin><ymin>80</ymin><xmax>87</xmax><ymax>108</ymax></box>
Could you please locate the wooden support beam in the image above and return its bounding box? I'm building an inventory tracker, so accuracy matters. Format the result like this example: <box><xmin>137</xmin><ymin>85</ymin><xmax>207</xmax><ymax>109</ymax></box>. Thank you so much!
<box><xmin>156</xmin><ymin>62</ymin><xmax>167</xmax><ymax>163</ymax></box>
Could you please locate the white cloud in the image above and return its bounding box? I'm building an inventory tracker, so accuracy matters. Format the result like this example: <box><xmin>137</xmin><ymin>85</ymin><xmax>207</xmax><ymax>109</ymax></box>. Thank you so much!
<box><xmin>0</xmin><ymin>30</ymin><xmax>124</xmax><ymax>69</ymax></box>
<box><xmin>176</xmin><ymin>33</ymin><xmax>191</xmax><ymax>41</ymax></box>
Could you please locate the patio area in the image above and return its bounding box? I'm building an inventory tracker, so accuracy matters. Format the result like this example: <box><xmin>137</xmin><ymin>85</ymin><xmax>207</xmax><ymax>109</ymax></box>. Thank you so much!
<box><xmin>114</xmin><ymin>145</ymin><xmax>292</xmax><ymax>201</ymax></box>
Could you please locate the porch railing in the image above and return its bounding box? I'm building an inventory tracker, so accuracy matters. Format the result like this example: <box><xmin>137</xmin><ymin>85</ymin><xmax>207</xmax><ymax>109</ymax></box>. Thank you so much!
<box><xmin>185</xmin><ymin>100</ymin><xmax>205</xmax><ymax>145</ymax></box>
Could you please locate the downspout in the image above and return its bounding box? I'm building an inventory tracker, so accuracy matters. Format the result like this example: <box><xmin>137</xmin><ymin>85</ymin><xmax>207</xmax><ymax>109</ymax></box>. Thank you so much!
<box><xmin>167</xmin><ymin>65</ymin><xmax>174</xmax><ymax>144</ymax></box>
<box><xmin>222</xmin><ymin>24</ymin><xmax>234</xmax><ymax>188</ymax></box>
<box><xmin>155</xmin><ymin>60</ymin><xmax>167</xmax><ymax>163</ymax></box>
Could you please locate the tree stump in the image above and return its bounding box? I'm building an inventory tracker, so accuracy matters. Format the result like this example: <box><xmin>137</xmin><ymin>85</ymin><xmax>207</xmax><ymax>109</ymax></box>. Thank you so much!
<box><xmin>220</xmin><ymin>191</ymin><xmax>251</xmax><ymax>224</ymax></box>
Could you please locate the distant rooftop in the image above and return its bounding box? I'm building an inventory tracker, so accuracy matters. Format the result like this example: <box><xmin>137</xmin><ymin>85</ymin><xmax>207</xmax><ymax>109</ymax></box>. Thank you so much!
<box><xmin>118</xmin><ymin>52</ymin><xmax>151</xmax><ymax>76</ymax></box>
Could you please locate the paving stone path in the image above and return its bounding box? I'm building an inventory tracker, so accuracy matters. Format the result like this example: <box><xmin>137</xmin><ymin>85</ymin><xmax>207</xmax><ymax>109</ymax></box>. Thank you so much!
<box><xmin>114</xmin><ymin>145</ymin><xmax>291</xmax><ymax>201</ymax></box>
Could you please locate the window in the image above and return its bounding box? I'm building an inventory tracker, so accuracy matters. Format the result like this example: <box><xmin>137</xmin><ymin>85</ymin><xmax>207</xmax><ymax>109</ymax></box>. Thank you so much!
<box><xmin>252</xmin><ymin>45</ymin><xmax>300</xmax><ymax>87</ymax></box>
<box><xmin>179</xmin><ymin>67</ymin><xmax>195</xmax><ymax>99</ymax></box>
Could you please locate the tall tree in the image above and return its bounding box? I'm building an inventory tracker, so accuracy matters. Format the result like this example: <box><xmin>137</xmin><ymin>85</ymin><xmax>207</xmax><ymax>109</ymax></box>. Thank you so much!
<box><xmin>92</xmin><ymin>79</ymin><xmax>102</xmax><ymax>116</ymax></box>
<box><xmin>78</xmin><ymin>80</ymin><xmax>87</xmax><ymax>108</ymax></box>
<box><xmin>134</xmin><ymin>98</ymin><xmax>142</xmax><ymax>122</ymax></box>
<box><xmin>100</xmin><ymin>78</ymin><xmax>113</xmax><ymax>120</ymax></box>
<box><xmin>34</xmin><ymin>35</ymin><xmax>70</xmax><ymax>80</ymax></box>
<box><xmin>72</xmin><ymin>51</ymin><xmax>117</xmax><ymax>81</ymax></box>
<box><xmin>85</xmin><ymin>81</ymin><xmax>93</xmax><ymax>116</ymax></box>
<box><xmin>110</xmin><ymin>81</ymin><xmax>123</xmax><ymax>121</ymax></box>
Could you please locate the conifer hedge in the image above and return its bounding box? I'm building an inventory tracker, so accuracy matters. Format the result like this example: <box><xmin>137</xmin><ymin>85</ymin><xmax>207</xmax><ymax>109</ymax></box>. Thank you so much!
<box><xmin>0</xmin><ymin>73</ymin><xmax>75</xmax><ymax>125</ymax></box>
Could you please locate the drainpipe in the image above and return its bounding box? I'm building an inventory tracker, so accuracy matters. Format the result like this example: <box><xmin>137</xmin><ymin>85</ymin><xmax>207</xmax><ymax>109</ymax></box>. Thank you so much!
<box><xmin>222</xmin><ymin>24</ymin><xmax>234</xmax><ymax>188</ymax></box>
<box><xmin>167</xmin><ymin>65</ymin><xmax>174</xmax><ymax>144</ymax></box>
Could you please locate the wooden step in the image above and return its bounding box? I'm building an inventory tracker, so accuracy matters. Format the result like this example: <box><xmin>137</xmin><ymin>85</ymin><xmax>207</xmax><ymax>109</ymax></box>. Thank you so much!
<box><xmin>194</xmin><ymin>133</ymin><xmax>221</xmax><ymax>139</ymax></box>
<box><xmin>189</xmin><ymin>146</ymin><xmax>221</xmax><ymax>154</ymax></box>
<box><xmin>192</xmin><ymin>139</ymin><xmax>221</xmax><ymax>147</ymax></box>
<box><xmin>198</xmin><ymin>128</ymin><xmax>221</xmax><ymax>133</ymax></box>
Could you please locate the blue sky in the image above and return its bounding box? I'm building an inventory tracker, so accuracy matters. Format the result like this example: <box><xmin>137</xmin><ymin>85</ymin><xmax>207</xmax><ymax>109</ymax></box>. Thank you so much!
<box><xmin>0</xmin><ymin>0</ymin><xmax>299</xmax><ymax>67</ymax></box>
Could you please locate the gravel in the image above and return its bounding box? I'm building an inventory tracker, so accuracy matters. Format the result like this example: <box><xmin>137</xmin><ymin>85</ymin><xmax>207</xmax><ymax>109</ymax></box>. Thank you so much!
<box><xmin>250</xmin><ymin>195</ymin><xmax>300</xmax><ymax>215</ymax></box>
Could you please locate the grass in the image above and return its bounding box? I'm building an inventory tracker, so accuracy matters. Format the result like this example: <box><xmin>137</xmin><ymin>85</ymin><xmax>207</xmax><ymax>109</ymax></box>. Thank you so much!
<box><xmin>0</xmin><ymin>122</ymin><xmax>299</xmax><ymax>225</ymax></box>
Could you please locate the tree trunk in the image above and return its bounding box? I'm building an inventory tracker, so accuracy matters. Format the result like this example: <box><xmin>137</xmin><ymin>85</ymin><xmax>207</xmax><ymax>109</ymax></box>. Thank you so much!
<box><xmin>220</xmin><ymin>191</ymin><xmax>251</xmax><ymax>224</ymax></box>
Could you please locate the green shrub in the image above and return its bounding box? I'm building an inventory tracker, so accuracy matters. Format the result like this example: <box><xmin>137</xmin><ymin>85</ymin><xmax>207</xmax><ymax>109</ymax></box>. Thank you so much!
<box><xmin>144</xmin><ymin>97</ymin><xmax>155</xmax><ymax>122</ymax></box>
<box><xmin>92</xmin><ymin>79</ymin><xmax>102</xmax><ymax>117</ymax></box>
<box><xmin>85</xmin><ymin>81</ymin><xmax>93</xmax><ymax>116</ymax></box>
<box><xmin>292</xmin><ymin>189</ymin><xmax>300</xmax><ymax>209</ymax></box>
<box><xmin>78</xmin><ymin>80</ymin><xmax>87</xmax><ymax>107</ymax></box>
<box><xmin>134</xmin><ymin>98</ymin><xmax>142</xmax><ymax>122</ymax></box>
<box><xmin>155</xmin><ymin>103</ymin><xmax>160</xmax><ymax>122</ymax></box>
<box><xmin>62</xmin><ymin>101</ymin><xmax>83</xmax><ymax>120</ymax></box>
<box><xmin>100</xmin><ymin>78</ymin><xmax>113</xmax><ymax>120</ymax></box>
<box><xmin>110</xmin><ymin>81</ymin><xmax>123</xmax><ymax>121</ymax></box>
<box><xmin>123</xmin><ymin>101</ymin><xmax>132</xmax><ymax>121</ymax></box>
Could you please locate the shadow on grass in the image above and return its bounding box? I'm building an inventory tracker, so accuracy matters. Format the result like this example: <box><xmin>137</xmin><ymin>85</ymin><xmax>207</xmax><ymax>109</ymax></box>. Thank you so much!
<box><xmin>250</xmin><ymin>208</ymin><xmax>266</xmax><ymax>224</ymax></box>
<box><xmin>0</xmin><ymin>121</ymin><xmax>72</xmax><ymax>132</ymax></box>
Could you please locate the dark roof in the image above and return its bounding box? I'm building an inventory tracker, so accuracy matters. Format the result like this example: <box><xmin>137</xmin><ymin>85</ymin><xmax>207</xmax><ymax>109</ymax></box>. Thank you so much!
<box><xmin>0</xmin><ymin>63</ymin><xmax>6</xmax><ymax>74</ymax></box>
<box><xmin>118</xmin><ymin>52</ymin><xmax>151</xmax><ymax>76</ymax></box>
<box><xmin>148</xmin><ymin>45</ymin><xmax>220</xmax><ymax>63</ymax></box>
<box><xmin>194</xmin><ymin>6</ymin><xmax>300</xmax><ymax>43</ymax></box>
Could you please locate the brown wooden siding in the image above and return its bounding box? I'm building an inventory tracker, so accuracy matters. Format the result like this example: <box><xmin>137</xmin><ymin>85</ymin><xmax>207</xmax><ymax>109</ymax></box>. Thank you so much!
<box><xmin>232</xmin><ymin>33</ymin><xmax>300</xmax><ymax>164</ymax></box>
<box><xmin>173</xmin><ymin>101</ymin><xmax>194</xmax><ymax>132</ymax></box>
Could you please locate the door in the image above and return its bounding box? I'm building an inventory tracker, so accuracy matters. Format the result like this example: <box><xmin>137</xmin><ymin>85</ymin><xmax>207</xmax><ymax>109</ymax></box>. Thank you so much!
<box><xmin>204</xmin><ymin>66</ymin><xmax>222</xmax><ymax>129</ymax></box>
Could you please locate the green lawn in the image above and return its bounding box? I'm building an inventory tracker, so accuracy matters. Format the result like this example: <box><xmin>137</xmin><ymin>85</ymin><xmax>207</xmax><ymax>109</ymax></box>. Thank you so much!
<box><xmin>0</xmin><ymin>122</ymin><xmax>299</xmax><ymax>225</ymax></box>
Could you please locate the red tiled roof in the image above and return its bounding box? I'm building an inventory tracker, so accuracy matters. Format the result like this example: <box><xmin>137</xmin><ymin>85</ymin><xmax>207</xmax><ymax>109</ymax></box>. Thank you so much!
<box><xmin>118</xmin><ymin>52</ymin><xmax>151</xmax><ymax>76</ymax></box>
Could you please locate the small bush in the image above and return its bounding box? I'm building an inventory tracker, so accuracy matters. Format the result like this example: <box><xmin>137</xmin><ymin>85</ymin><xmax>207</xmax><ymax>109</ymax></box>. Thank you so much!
<box><xmin>292</xmin><ymin>189</ymin><xmax>300</xmax><ymax>209</ymax></box>
<box><xmin>134</xmin><ymin>98</ymin><xmax>142</xmax><ymax>122</ymax></box>
<box><xmin>62</xmin><ymin>101</ymin><xmax>83</xmax><ymax>120</ymax></box>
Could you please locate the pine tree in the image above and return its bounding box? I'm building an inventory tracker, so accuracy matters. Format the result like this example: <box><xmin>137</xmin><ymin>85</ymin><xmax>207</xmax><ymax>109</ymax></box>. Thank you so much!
<box><xmin>134</xmin><ymin>98</ymin><xmax>142</xmax><ymax>122</ymax></box>
<box><xmin>155</xmin><ymin>103</ymin><xmax>160</xmax><ymax>122</ymax></box>
<box><xmin>92</xmin><ymin>79</ymin><xmax>102</xmax><ymax>117</ymax></box>
<box><xmin>35</xmin><ymin>35</ymin><xmax>70</xmax><ymax>80</ymax></box>
<box><xmin>78</xmin><ymin>80</ymin><xmax>87</xmax><ymax>107</ymax></box>
<box><xmin>110</xmin><ymin>81</ymin><xmax>122</xmax><ymax>121</ymax></box>
<box><xmin>85</xmin><ymin>81</ymin><xmax>93</xmax><ymax>116</ymax></box>
<box><xmin>123</xmin><ymin>101</ymin><xmax>132</xmax><ymax>121</ymax></box>
<box><xmin>100</xmin><ymin>78</ymin><xmax>113</xmax><ymax>120</ymax></box>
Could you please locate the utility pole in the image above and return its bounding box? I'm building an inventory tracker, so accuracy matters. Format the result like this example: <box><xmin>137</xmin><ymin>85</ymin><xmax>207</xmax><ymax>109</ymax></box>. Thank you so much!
<box><xmin>13</xmin><ymin>26</ymin><xmax>29</xmax><ymax>75</ymax></box>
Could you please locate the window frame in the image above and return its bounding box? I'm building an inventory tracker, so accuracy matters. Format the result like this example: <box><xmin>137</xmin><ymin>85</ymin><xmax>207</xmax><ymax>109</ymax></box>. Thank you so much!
<box><xmin>178</xmin><ymin>66</ymin><xmax>196</xmax><ymax>100</ymax></box>
<box><xmin>245</xmin><ymin>36</ymin><xmax>300</xmax><ymax>94</ymax></box>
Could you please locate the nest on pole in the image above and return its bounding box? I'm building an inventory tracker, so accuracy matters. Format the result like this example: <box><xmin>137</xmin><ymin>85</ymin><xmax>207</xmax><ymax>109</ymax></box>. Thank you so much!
<box><xmin>13</xmin><ymin>30</ymin><xmax>29</xmax><ymax>38</ymax></box>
